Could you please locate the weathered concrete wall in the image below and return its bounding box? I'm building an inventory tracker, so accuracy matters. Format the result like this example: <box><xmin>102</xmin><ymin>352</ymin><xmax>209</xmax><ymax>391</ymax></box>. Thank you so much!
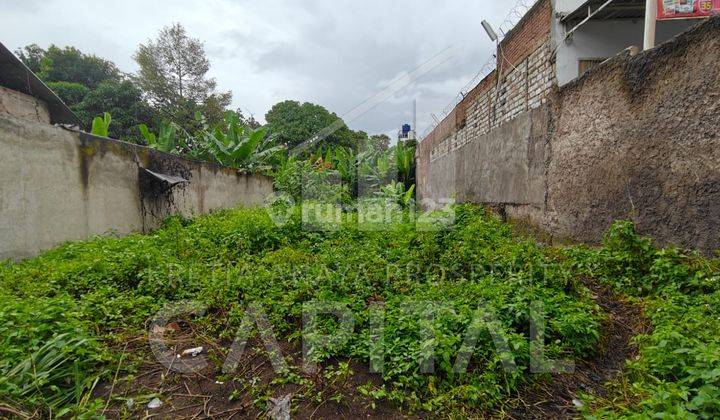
<box><xmin>540</xmin><ymin>17</ymin><xmax>720</xmax><ymax>251</ymax></box>
<box><xmin>418</xmin><ymin>17</ymin><xmax>720</xmax><ymax>253</ymax></box>
<box><xmin>0</xmin><ymin>85</ymin><xmax>50</xmax><ymax>124</ymax></box>
<box><xmin>0</xmin><ymin>115</ymin><xmax>273</xmax><ymax>260</ymax></box>
<box><xmin>420</xmin><ymin>109</ymin><xmax>547</xmax><ymax>209</ymax></box>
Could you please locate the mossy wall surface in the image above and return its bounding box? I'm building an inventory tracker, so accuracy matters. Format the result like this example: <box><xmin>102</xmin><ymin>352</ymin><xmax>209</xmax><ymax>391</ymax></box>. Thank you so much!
<box><xmin>0</xmin><ymin>116</ymin><xmax>273</xmax><ymax>260</ymax></box>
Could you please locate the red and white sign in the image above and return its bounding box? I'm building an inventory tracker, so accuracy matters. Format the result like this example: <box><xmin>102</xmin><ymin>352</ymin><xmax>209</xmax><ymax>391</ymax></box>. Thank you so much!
<box><xmin>657</xmin><ymin>0</ymin><xmax>720</xmax><ymax>20</ymax></box>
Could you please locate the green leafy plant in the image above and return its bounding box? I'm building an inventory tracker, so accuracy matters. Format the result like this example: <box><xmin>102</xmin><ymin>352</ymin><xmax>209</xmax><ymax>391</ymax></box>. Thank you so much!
<box><xmin>325</xmin><ymin>147</ymin><xmax>358</xmax><ymax>193</ymax></box>
<box><xmin>90</xmin><ymin>112</ymin><xmax>111</xmax><ymax>137</ymax></box>
<box><xmin>376</xmin><ymin>181</ymin><xmax>415</xmax><ymax>209</ymax></box>
<box><xmin>394</xmin><ymin>140</ymin><xmax>416</xmax><ymax>186</ymax></box>
<box><xmin>0</xmin><ymin>333</ymin><xmax>104</xmax><ymax>417</ymax></box>
<box><xmin>319</xmin><ymin>141</ymin><xmax>408</xmax><ymax>199</ymax></box>
<box><xmin>8</xmin><ymin>198</ymin><xmax>720</xmax><ymax>418</ymax></box>
<box><xmin>139</xmin><ymin>121</ymin><xmax>184</xmax><ymax>153</ymax></box>
<box><xmin>566</xmin><ymin>222</ymin><xmax>720</xmax><ymax>419</ymax></box>
<box><xmin>358</xmin><ymin>147</ymin><xmax>393</xmax><ymax>190</ymax></box>
<box><xmin>0</xmin><ymin>205</ymin><xmax>603</xmax><ymax>416</ymax></box>
<box><xmin>189</xmin><ymin>111</ymin><xmax>285</xmax><ymax>171</ymax></box>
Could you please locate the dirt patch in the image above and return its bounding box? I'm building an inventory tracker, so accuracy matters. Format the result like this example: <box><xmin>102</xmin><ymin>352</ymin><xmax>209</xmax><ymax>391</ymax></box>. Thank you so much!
<box><xmin>93</xmin><ymin>280</ymin><xmax>646</xmax><ymax>419</ymax></box>
<box><xmin>95</xmin><ymin>324</ymin><xmax>414</xmax><ymax>420</ymax></box>
<box><xmin>503</xmin><ymin>280</ymin><xmax>649</xmax><ymax>419</ymax></box>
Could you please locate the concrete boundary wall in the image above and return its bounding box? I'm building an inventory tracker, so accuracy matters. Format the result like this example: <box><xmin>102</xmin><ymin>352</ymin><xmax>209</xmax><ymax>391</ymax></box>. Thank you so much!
<box><xmin>0</xmin><ymin>115</ymin><xmax>273</xmax><ymax>260</ymax></box>
<box><xmin>419</xmin><ymin>108</ymin><xmax>548</xmax><ymax>209</ymax></box>
<box><xmin>418</xmin><ymin>17</ymin><xmax>720</xmax><ymax>253</ymax></box>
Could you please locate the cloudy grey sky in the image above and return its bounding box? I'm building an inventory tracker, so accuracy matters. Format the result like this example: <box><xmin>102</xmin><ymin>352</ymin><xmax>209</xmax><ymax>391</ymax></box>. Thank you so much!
<box><xmin>0</xmin><ymin>0</ymin><xmax>518</xmax><ymax>138</ymax></box>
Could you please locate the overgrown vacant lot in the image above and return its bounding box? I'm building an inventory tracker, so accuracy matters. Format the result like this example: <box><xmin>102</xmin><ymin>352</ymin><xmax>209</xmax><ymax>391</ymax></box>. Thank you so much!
<box><xmin>1</xmin><ymin>206</ymin><xmax>719</xmax><ymax>418</ymax></box>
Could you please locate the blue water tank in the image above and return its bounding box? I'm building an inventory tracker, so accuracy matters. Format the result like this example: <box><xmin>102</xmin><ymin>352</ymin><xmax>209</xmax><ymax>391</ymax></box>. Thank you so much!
<box><xmin>402</xmin><ymin>124</ymin><xmax>411</xmax><ymax>135</ymax></box>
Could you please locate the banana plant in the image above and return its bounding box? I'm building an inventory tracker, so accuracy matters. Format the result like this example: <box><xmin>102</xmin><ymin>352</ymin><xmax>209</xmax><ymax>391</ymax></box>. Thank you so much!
<box><xmin>139</xmin><ymin>121</ymin><xmax>183</xmax><ymax>153</ymax></box>
<box><xmin>395</xmin><ymin>140</ymin><xmax>416</xmax><ymax>186</ymax></box>
<box><xmin>90</xmin><ymin>112</ymin><xmax>111</xmax><ymax>137</ymax></box>
<box><xmin>376</xmin><ymin>180</ymin><xmax>416</xmax><ymax>209</ymax></box>
<box><xmin>195</xmin><ymin>111</ymin><xmax>285</xmax><ymax>171</ymax></box>
<box><xmin>359</xmin><ymin>146</ymin><xmax>394</xmax><ymax>190</ymax></box>
<box><xmin>327</xmin><ymin>147</ymin><xmax>357</xmax><ymax>184</ymax></box>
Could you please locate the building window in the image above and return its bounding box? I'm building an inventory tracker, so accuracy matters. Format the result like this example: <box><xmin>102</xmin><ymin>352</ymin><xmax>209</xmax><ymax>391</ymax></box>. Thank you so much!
<box><xmin>579</xmin><ymin>58</ymin><xmax>608</xmax><ymax>75</ymax></box>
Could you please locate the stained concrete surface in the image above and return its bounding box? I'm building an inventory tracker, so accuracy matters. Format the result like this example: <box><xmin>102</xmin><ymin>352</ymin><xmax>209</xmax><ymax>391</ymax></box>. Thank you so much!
<box><xmin>0</xmin><ymin>115</ymin><xmax>273</xmax><ymax>260</ymax></box>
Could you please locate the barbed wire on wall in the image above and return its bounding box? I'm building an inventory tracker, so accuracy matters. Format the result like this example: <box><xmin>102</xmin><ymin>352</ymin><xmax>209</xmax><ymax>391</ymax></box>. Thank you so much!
<box><xmin>421</xmin><ymin>0</ymin><xmax>535</xmax><ymax>139</ymax></box>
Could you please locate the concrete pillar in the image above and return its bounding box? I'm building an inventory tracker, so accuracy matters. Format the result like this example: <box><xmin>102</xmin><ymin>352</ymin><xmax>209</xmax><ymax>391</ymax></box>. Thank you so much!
<box><xmin>644</xmin><ymin>0</ymin><xmax>657</xmax><ymax>50</ymax></box>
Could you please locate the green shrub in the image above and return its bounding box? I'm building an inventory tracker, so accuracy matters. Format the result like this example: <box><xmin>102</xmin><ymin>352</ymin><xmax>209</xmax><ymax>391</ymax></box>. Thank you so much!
<box><xmin>569</xmin><ymin>221</ymin><xmax>720</xmax><ymax>419</ymax></box>
<box><xmin>0</xmin><ymin>205</ymin><xmax>603</xmax><ymax>415</ymax></box>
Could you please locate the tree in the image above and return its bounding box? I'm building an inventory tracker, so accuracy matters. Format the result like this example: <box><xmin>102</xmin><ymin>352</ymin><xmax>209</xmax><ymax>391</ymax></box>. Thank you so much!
<box><xmin>187</xmin><ymin>111</ymin><xmax>285</xmax><ymax>171</ymax></box>
<box><xmin>15</xmin><ymin>43</ymin><xmax>155</xmax><ymax>140</ymax></box>
<box><xmin>200</xmin><ymin>91</ymin><xmax>233</xmax><ymax>128</ymax></box>
<box><xmin>245</xmin><ymin>115</ymin><xmax>261</xmax><ymax>129</ymax></box>
<box><xmin>75</xmin><ymin>80</ymin><xmax>156</xmax><ymax>141</ymax></box>
<box><xmin>369</xmin><ymin>134</ymin><xmax>391</xmax><ymax>151</ymax></box>
<box><xmin>264</xmin><ymin>100</ymin><xmax>357</xmax><ymax>153</ymax></box>
<box><xmin>234</xmin><ymin>109</ymin><xmax>261</xmax><ymax>129</ymax></box>
<box><xmin>16</xmin><ymin>45</ymin><xmax>120</xmax><ymax>89</ymax></box>
<box><xmin>134</xmin><ymin>23</ymin><xmax>231</xmax><ymax>130</ymax></box>
<box><xmin>45</xmin><ymin>81</ymin><xmax>89</xmax><ymax>107</ymax></box>
<box><xmin>15</xmin><ymin>44</ymin><xmax>45</xmax><ymax>73</ymax></box>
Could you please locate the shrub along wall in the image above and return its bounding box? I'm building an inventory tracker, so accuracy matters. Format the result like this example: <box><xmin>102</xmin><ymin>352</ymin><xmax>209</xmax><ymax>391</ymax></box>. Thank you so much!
<box><xmin>0</xmin><ymin>114</ymin><xmax>273</xmax><ymax>260</ymax></box>
<box><xmin>417</xmin><ymin>17</ymin><xmax>720</xmax><ymax>253</ymax></box>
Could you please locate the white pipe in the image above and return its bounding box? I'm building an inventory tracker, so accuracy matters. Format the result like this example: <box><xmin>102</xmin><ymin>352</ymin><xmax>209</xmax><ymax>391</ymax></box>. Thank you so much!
<box><xmin>644</xmin><ymin>0</ymin><xmax>657</xmax><ymax>50</ymax></box>
<box><xmin>565</xmin><ymin>0</ymin><xmax>616</xmax><ymax>40</ymax></box>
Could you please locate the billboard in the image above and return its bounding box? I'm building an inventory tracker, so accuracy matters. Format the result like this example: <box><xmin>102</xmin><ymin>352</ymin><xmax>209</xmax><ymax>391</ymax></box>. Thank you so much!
<box><xmin>657</xmin><ymin>0</ymin><xmax>720</xmax><ymax>19</ymax></box>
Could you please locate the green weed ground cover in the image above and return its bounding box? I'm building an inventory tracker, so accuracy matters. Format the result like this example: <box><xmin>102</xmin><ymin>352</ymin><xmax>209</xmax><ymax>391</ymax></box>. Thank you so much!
<box><xmin>0</xmin><ymin>206</ymin><xmax>718</xmax><ymax>418</ymax></box>
<box><xmin>570</xmin><ymin>222</ymin><xmax>720</xmax><ymax>419</ymax></box>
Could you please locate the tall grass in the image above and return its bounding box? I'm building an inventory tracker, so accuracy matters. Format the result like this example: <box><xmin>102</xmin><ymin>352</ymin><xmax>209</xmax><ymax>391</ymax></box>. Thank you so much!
<box><xmin>0</xmin><ymin>334</ymin><xmax>103</xmax><ymax>417</ymax></box>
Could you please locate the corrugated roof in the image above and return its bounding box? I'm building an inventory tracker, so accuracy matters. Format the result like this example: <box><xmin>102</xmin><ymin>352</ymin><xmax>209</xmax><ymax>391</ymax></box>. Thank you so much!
<box><xmin>0</xmin><ymin>41</ymin><xmax>82</xmax><ymax>126</ymax></box>
<box><xmin>561</xmin><ymin>0</ymin><xmax>646</xmax><ymax>27</ymax></box>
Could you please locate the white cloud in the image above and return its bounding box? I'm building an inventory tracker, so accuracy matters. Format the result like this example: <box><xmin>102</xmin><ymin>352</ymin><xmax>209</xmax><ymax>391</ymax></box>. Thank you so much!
<box><xmin>0</xmin><ymin>0</ymin><xmax>516</xmax><ymax>136</ymax></box>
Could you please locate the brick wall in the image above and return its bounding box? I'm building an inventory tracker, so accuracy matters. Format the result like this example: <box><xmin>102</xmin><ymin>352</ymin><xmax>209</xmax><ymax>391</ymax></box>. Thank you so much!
<box><xmin>424</xmin><ymin>39</ymin><xmax>554</xmax><ymax>163</ymax></box>
<box><xmin>460</xmin><ymin>71</ymin><xmax>497</xmax><ymax>145</ymax></box>
<box><xmin>419</xmin><ymin>0</ymin><xmax>555</xmax><ymax>165</ymax></box>
<box><xmin>496</xmin><ymin>40</ymin><xmax>554</xmax><ymax>126</ymax></box>
<box><xmin>498</xmin><ymin>0</ymin><xmax>552</xmax><ymax>75</ymax></box>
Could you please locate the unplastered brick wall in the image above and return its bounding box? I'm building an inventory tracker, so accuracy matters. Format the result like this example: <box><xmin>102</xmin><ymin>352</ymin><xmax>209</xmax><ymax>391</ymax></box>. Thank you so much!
<box><xmin>494</xmin><ymin>0</ymin><xmax>552</xmax><ymax>126</ymax></box>
<box><xmin>425</xmin><ymin>43</ymin><xmax>554</xmax><ymax>162</ymax></box>
<box><xmin>458</xmin><ymin>70</ymin><xmax>497</xmax><ymax>149</ymax></box>
<box><xmin>497</xmin><ymin>0</ymin><xmax>552</xmax><ymax>72</ymax></box>
<box><xmin>495</xmin><ymin>40</ymin><xmax>554</xmax><ymax>126</ymax></box>
<box><xmin>421</xmin><ymin>0</ymin><xmax>554</xmax><ymax>164</ymax></box>
<box><xmin>465</xmin><ymin>88</ymin><xmax>494</xmax><ymax>141</ymax></box>
<box><xmin>425</xmin><ymin>107</ymin><xmax>458</xmax><ymax>163</ymax></box>
<box><xmin>527</xmin><ymin>44</ymin><xmax>554</xmax><ymax>108</ymax></box>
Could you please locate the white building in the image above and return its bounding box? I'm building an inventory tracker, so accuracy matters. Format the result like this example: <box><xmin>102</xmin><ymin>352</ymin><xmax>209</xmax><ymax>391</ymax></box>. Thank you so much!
<box><xmin>554</xmin><ymin>0</ymin><xmax>698</xmax><ymax>85</ymax></box>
